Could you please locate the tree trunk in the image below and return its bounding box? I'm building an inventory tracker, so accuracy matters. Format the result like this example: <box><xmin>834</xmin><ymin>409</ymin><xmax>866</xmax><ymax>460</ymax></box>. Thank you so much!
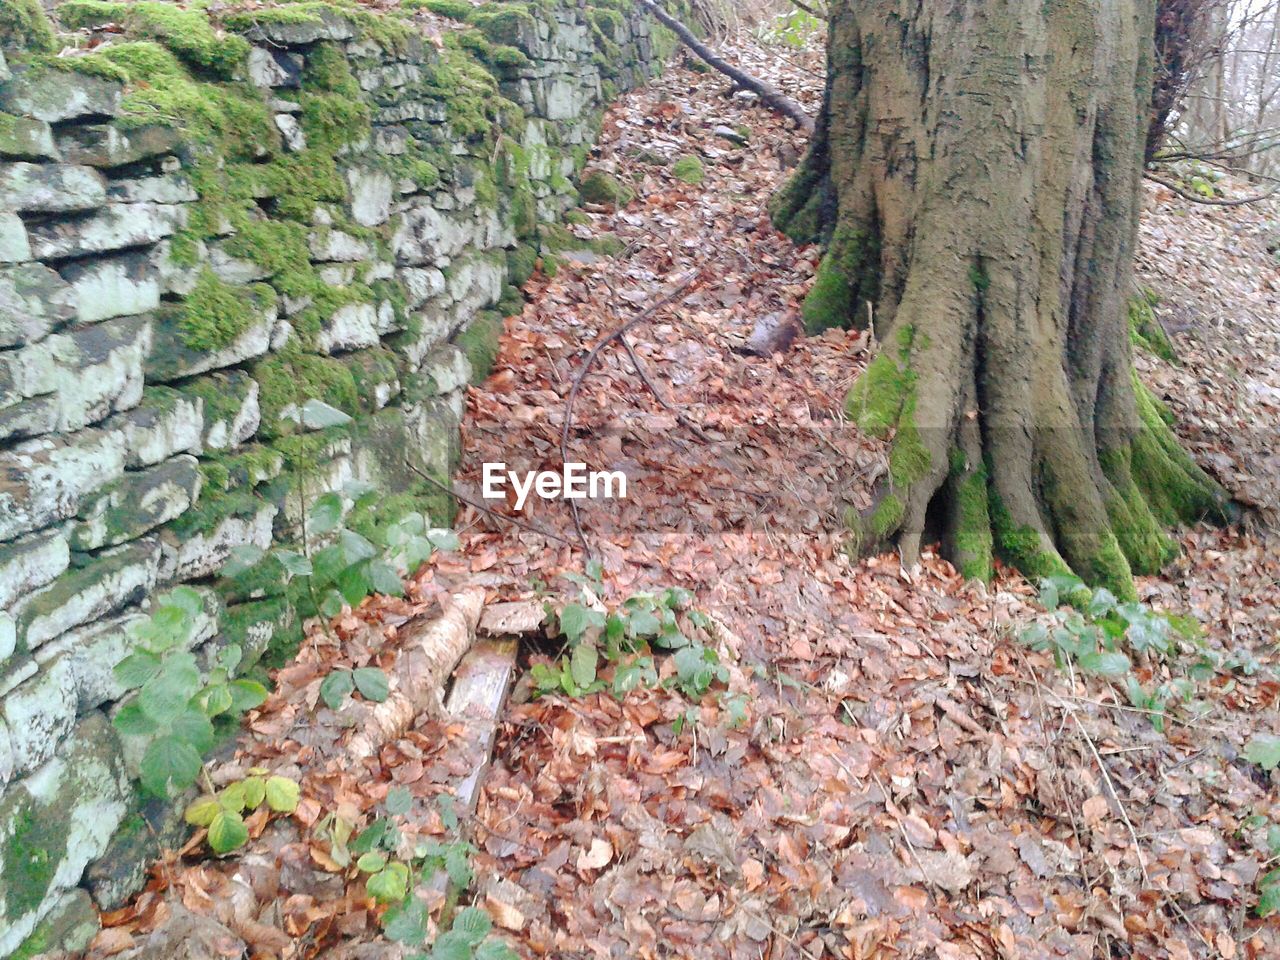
<box><xmin>772</xmin><ymin>0</ymin><xmax>1234</xmax><ymax>597</ymax></box>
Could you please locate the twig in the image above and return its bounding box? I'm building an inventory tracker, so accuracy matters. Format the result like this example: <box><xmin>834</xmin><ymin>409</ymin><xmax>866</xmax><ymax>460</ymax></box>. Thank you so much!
<box><xmin>559</xmin><ymin>272</ymin><xmax>703</xmax><ymax>557</ymax></box>
<box><xmin>1144</xmin><ymin>170</ymin><xmax>1280</xmax><ymax>206</ymax></box>
<box><xmin>788</xmin><ymin>0</ymin><xmax>827</xmax><ymax>20</ymax></box>
<box><xmin>404</xmin><ymin>460</ymin><xmax>579</xmax><ymax>547</ymax></box>
<box><xmin>634</xmin><ymin>0</ymin><xmax>815</xmax><ymax>133</ymax></box>
<box><xmin>1069</xmin><ymin>712</ymin><xmax>1151</xmax><ymax>890</ymax></box>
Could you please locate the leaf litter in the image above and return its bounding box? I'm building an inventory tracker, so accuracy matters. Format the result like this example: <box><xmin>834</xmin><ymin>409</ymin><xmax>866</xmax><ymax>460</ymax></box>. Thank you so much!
<box><xmin>83</xmin><ymin>28</ymin><xmax>1280</xmax><ymax>960</ymax></box>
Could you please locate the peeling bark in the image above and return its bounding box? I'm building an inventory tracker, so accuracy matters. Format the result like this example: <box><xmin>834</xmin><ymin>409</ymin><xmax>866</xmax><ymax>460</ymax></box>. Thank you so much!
<box><xmin>776</xmin><ymin>0</ymin><xmax>1235</xmax><ymax>596</ymax></box>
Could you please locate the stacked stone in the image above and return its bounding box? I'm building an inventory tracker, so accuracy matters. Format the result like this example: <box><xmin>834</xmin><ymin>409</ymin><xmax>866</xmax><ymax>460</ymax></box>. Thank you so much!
<box><xmin>0</xmin><ymin>2</ymin><xmax>662</xmax><ymax>954</ymax></box>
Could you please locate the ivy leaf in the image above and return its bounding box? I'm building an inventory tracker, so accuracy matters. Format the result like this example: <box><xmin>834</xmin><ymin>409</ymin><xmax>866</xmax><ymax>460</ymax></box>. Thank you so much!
<box><xmin>208</xmin><ymin>809</ymin><xmax>250</xmax><ymax>855</ymax></box>
<box><xmin>274</xmin><ymin>549</ymin><xmax>313</xmax><ymax>577</ymax></box>
<box><xmin>113</xmin><ymin>650</ymin><xmax>162</xmax><ymax>689</ymax></box>
<box><xmin>560</xmin><ymin>603</ymin><xmax>604</xmax><ymax>642</ymax></box>
<box><xmin>139</xmin><ymin>653</ymin><xmax>201</xmax><ymax>724</ymax></box>
<box><xmin>385</xmin><ymin>785</ymin><xmax>412</xmax><ymax>816</ymax></box>
<box><xmin>452</xmin><ymin>906</ymin><xmax>492</xmax><ymax>945</ymax></box>
<box><xmin>140</xmin><ymin>735</ymin><xmax>202</xmax><ymax>797</ymax></box>
<box><xmin>368</xmin><ymin>559</ymin><xmax>405</xmax><ymax>597</ymax></box>
<box><xmin>185</xmin><ymin>795</ymin><xmax>221</xmax><ymax>827</ymax></box>
<box><xmin>263</xmin><ymin>775</ymin><xmax>300</xmax><ymax>813</ymax></box>
<box><xmin>475</xmin><ymin>941</ymin><xmax>519</xmax><ymax>960</ymax></box>
<box><xmin>353</xmin><ymin>667</ymin><xmax>390</xmax><ymax>702</ymax></box>
<box><xmin>172</xmin><ymin>707</ymin><xmax>215</xmax><ymax>755</ymax></box>
<box><xmin>366</xmin><ymin>862</ymin><xmax>409</xmax><ymax>903</ymax></box>
<box><xmin>309</xmin><ymin>492</ymin><xmax>344</xmax><ymax>535</ymax></box>
<box><xmin>320</xmin><ymin>670</ymin><xmax>355</xmax><ymax>709</ymax></box>
<box><xmin>382</xmin><ymin>895</ymin><xmax>430</xmax><ymax>944</ymax></box>
<box><xmin>1078</xmin><ymin>651</ymin><xmax>1132</xmax><ymax>677</ymax></box>
<box><xmin>298</xmin><ymin>398</ymin><xmax>353</xmax><ymax>429</ymax></box>
<box><xmin>1245</xmin><ymin>735</ymin><xmax>1280</xmax><ymax>771</ymax></box>
<box><xmin>228</xmin><ymin>679</ymin><xmax>269</xmax><ymax>713</ymax></box>
<box><xmin>112</xmin><ymin>701</ymin><xmax>158</xmax><ymax>737</ymax></box>
<box><xmin>570</xmin><ymin>642</ymin><xmax>598</xmax><ymax>689</ymax></box>
<box><xmin>222</xmin><ymin>544</ymin><xmax>266</xmax><ymax>577</ymax></box>
<box><xmin>429</xmin><ymin>931</ymin><xmax>473</xmax><ymax>960</ymax></box>
<box><xmin>241</xmin><ymin>775</ymin><xmax>266</xmax><ymax>810</ymax></box>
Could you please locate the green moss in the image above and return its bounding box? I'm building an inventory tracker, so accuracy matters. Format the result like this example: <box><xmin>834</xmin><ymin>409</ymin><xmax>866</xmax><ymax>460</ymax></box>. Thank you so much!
<box><xmin>253</xmin><ymin>350</ymin><xmax>361</xmax><ymax>440</ymax></box>
<box><xmin>969</xmin><ymin>262</ymin><xmax>990</xmax><ymax>292</ymax></box>
<box><xmin>769</xmin><ymin>161</ymin><xmax>826</xmax><ymax>244</ymax></box>
<box><xmin>578</xmin><ymin>170</ymin><xmax>634</xmax><ymax>206</ymax></box>
<box><xmin>453</xmin><ymin>311</ymin><xmax>504</xmax><ymax>382</ymax></box>
<box><xmin>1131</xmin><ymin>378</ymin><xmax>1233</xmax><ymax>526</ymax></box>
<box><xmin>347</xmin><ymin>346</ymin><xmax>402</xmax><ymax>408</ymax></box>
<box><xmin>202</xmin><ymin>447</ymin><xmax>285</xmax><ymax>493</ymax></box>
<box><xmin>471</xmin><ymin>4</ymin><xmax>537</xmax><ymax>50</ymax></box>
<box><xmin>1100</xmin><ymin>445</ymin><xmax>1178</xmax><ymax>574</ymax></box>
<box><xmin>989</xmin><ymin>491</ymin><xmax>1073</xmax><ymax>582</ymax></box>
<box><xmin>845</xmin><ymin>328</ymin><xmax>916</xmax><ymax>437</ymax></box>
<box><xmin>564</xmin><ymin>210</ymin><xmax>591</xmax><ymax>227</ymax></box>
<box><xmin>801</xmin><ymin>225</ymin><xmax>878</xmax><ymax>334</ymax></box>
<box><xmin>3</xmin><ymin>807</ymin><xmax>61</xmax><ymax>922</ymax></box>
<box><xmin>58</xmin><ymin>1</ymin><xmax>250</xmax><ymax>78</ymax></box>
<box><xmin>0</xmin><ymin>0</ymin><xmax>57</xmax><ymax>53</ymax></box>
<box><xmin>1070</xmin><ymin>533</ymin><xmax>1137</xmax><ymax>602</ymax></box>
<box><xmin>869</xmin><ymin>494</ymin><xmax>904</xmax><ymax>538</ymax></box>
<box><xmin>507</xmin><ymin>243</ymin><xmax>539</xmax><ymax>287</ymax></box>
<box><xmin>176</xmin><ymin>270</ymin><xmax>276</xmax><ymax>352</ymax></box>
<box><xmin>951</xmin><ymin>456</ymin><xmax>994</xmax><ymax>580</ymax></box>
<box><xmin>222</xmin><ymin>2</ymin><xmax>413</xmax><ymax>54</ymax></box>
<box><xmin>299</xmin><ymin>90</ymin><xmax>371</xmax><ymax>151</ymax></box>
<box><xmin>671</xmin><ymin>154</ymin><xmax>704</xmax><ymax>184</ymax></box>
<box><xmin>1127</xmin><ymin>291</ymin><xmax>1177</xmax><ymax>362</ymax></box>
<box><xmin>408</xmin><ymin>0</ymin><xmax>475</xmax><ymax>20</ymax></box>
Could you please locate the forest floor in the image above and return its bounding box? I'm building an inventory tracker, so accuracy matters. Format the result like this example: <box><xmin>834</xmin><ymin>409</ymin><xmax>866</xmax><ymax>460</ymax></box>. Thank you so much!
<box><xmin>86</xmin><ymin>33</ymin><xmax>1280</xmax><ymax>960</ymax></box>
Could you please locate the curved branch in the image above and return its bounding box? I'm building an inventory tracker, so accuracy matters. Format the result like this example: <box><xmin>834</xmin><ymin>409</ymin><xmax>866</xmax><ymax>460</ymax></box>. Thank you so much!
<box><xmin>1143</xmin><ymin>171</ymin><xmax>1279</xmax><ymax>206</ymax></box>
<box><xmin>635</xmin><ymin>0</ymin><xmax>815</xmax><ymax>134</ymax></box>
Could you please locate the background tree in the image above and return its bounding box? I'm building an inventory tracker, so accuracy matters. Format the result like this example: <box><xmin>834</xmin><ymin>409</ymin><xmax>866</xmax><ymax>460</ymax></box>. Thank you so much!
<box><xmin>770</xmin><ymin>0</ymin><xmax>1236</xmax><ymax>598</ymax></box>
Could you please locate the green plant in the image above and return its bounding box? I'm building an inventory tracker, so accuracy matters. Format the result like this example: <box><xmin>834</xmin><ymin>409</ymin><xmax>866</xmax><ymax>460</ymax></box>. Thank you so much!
<box><xmin>184</xmin><ymin>767</ymin><xmax>300</xmax><ymax>855</ymax></box>
<box><xmin>530</xmin><ymin>573</ymin><xmax>742</xmax><ymax>731</ymax></box>
<box><xmin>1020</xmin><ymin>575</ymin><xmax>1215</xmax><ymax>733</ymax></box>
<box><xmin>112</xmin><ymin>587</ymin><xmax>269</xmax><ymax>799</ymax></box>
<box><xmin>761</xmin><ymin>7</ymin><xmax>823</xmax><ymax>49</ymax></box>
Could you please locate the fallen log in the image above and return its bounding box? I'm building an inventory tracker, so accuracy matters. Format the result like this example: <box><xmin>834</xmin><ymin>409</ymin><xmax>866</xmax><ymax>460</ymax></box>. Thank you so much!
<box><xmin>345</xmin><ymin>589</ymin><xmax>484</xmax><ymax>762</ymax></box>
<box><xmin>635</xmin><ymin>0</ymin><xmax>815</xmax><ymax>134</ymax></box>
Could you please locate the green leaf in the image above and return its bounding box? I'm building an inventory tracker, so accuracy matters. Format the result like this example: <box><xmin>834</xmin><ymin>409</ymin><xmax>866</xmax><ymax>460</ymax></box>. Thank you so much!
<box><xmin>185</xmin><ymin>795</ymin><xmax>221</xmax><ymax>827</ymax></box>
<box><xmin>1245</xmin><ymin>735</ymin><xmax>1280</xmax><ymax>771</ymax></box>
<box><xmin>559</xmin><ymin>603</ymin><xmax>604</xmax><ymax>642</ymax></box>
<box><xmin>319</xmin><ymin>588</ymin><xmax>346</xmax><ymax>619</ymax></box>
<box><xmin>241</xmin><ymin>776</ymin><xmax>266</xmax><ymax>810</ymax></box>
<box><xmin>444</xmin><ymin>842</ymin><xmax>472</xmax><ymax>887</ymax></box>
<box><xmin>321</xmin><ymin>670</ymin><xmax>355</xmax><ymax>709</ymax></box>
<box><xmin>139</xmin><ymin>653</ymin><xmax>201</xmax><ymax>724</ymax></box>
<box><xmin>427</xmin><ymin>528</ymin><xmax>460</xmax><ymax>551</ymax></box>
<box><xmin>114</xmin><ymin>650</ymin><xmax>162</xmax><ymax>689</ymax></box>
<box><xmin>309</xmin><ymin>492</ymin><xmax>344</xmax><ymax>534</ymax></box>
<box><xmin>353</xmin><ymin>667</ymin><xmax>390</xmax><ymax>702</ymax></box>
<box><xmin>265</xmin><ymin>775</ymin><xmax>300</xmax><ymax>813</ymax></box>
<box><xmin>357</xmin><ymin>851</ymin><xmax>388</xmax><ymax>872</ymax></box>
<box><xmin>312</xmin><ymin>544</ymin><xmax>347</xmax><ymax>586</ymax></box>
<box><xmin>172</xmin><ymin>707</ymin><xmax>215</xmax><ymax>754</ymax></box>
<box><xmin>369</xmin><ymin>560</ymin><xmax>405</xmax><ymax>597</ymax></box>
<box><xmin>452</xmin><ymin>906</ymin><xmax>492</xmax><ymax>945</ymax></box>
<box><xmin>382</xmin><ymin>895</ymin><xmax>430</xmax><ymax>944</ymax></box>
<box><xmin>229</xmin><ymin>679</ymin><xmax>269</xmax><ymax>713</ymax></box>
<box><xmin>475</xmin><ymin>941</ymin><xmax>519</xmax><ymax>960</ymax></box>
<box><xmin>202</xmin><ymin>682</ymin><xmax>233</xmax><ymax>718</ymax></box>
<box><xmin>113</xmin><ymin>701</ymin><xmax>158</xmax><ymax>737</ymax></box>
<box><xmin>428</xmin><ymin>931</ymin><xmax>472</xmax><ymax>960</ymax></box>
<box><xmin>208</xmin><ymin>809</ymin><xmax>250</xmax><ymax>855</ymax></box>
<box><xmin>437</xmin><ymin>794</ymin><xmax>458</xmax><ymax>832</ymax></box>
<box><xmin>366</xmin><ymin>862</ymin><xmax>409</xmax><ymax>903</ymax></box>
<box><xmin>385</xmin><ymin>785</ymin><xmax>412</xmax><ymax>816</ymax></box>
<box><xmin>570</xmin><ymin>643</ymin><xmax>598</xmax><ymax>689</ymax></box>
<box><xmin>274</xmin><ymin>549</ymin><xmax>313</xmax><ymax>577</ymax></box>
<box><xmin>222</xmin><ymin>544</ymin><xmax>266</xmax><ymax>577</ymax></box>
<box><xmin>299</xmin><ymin>398</ymin><xmax>353</xmax><ymax>429</ymax></box>
<box><xmin>140</xmin><ymin>736</ymin><xmax>202</xmax><ymax>797</ymax></box>
<box><xmin>1258</xmin><ymin>877</ymin><xmax>1280</xmax><ymax>917</ymax></box>
<box><xmin>627</xmin><ymin>608</ymin><xmax>661</xmax><ymax>639</ymax></box>
<box><xmin>220</xmin><ymin>780</ymin><xmax>248</xmax><ymax>812</ymax></box>
<box><xmin>336</xmin><ymin>563</ymin><xmax>373</xmax><ymax>607</ymax></box>
<box><xmin>1078</xmin><ymin>651</ymin><xmax>1132</xmax><ymax>677</ymax></box>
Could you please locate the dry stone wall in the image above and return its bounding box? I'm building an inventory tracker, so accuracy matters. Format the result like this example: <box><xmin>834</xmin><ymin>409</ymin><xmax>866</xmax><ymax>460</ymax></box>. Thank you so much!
<box><xmin>0</xmin><ymin>1</ymin><xmax>665</xmax><ymax>953</ymax></box>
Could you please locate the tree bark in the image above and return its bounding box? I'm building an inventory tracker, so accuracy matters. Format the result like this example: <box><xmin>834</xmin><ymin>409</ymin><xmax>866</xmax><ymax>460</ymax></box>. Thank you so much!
<box><xmin>772</xmin><ymin>0</ymin><xmax>1235</xmax><ymax>597</ymax></box>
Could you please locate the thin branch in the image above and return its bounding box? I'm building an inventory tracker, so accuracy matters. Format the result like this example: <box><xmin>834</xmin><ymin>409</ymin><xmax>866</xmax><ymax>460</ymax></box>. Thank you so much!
<box><xmin>788</xmin><ymin>0</ymin><xmax>827</xmax><ymax>21</ymax></box>
<box><xmin>559</xmin><ymin>272</ymin><xmax>704</xmax><ymax>557</ymax></box>
<box><xmin>1143</xmin><ymin>170</ymin><xmax>1280</xmax><ymax>205</ymax></box>
<box><xmin>634</xmin><ymin>0</ymin><xmax>815</xmax><ymax>134</ymax></box>
<box><xmin>404</xmin><ymin>460</ymin><xmax>579</xmax><ymax>547</ymax></box>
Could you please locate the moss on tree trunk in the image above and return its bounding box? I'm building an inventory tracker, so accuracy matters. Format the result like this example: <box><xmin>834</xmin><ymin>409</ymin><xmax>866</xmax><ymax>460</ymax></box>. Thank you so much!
<box><xmin>776</xmin><ymin>0</ymin><xmax>1235</xmax><ymax>598</ymax></box>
